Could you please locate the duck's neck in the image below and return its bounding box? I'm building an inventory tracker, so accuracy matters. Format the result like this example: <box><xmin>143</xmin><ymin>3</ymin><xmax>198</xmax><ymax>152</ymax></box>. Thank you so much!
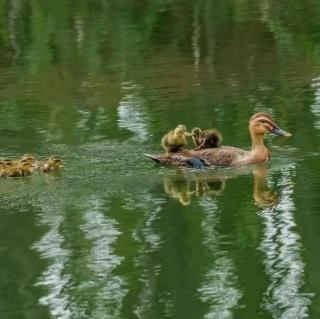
<box><xmin>250</xmin><ymin>132</ymin><xmax>269</xmax><ymax>160</ymax></box>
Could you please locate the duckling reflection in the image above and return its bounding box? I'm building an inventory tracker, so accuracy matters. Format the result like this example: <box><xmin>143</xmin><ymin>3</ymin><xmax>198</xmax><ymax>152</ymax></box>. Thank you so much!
<box><xmin>163</xmin><ymin>164</ymin><xmax>277</xmax><ymax>207</ymax></box>
<box><xmin>163</xmin><ymin>176</ymin><xmax>194</xmax><ymax>206</ymax></box>
<box><xmin>163</xmin><ymin>173</ymin><xmax>225</xmax><ymax>206</ymax></box>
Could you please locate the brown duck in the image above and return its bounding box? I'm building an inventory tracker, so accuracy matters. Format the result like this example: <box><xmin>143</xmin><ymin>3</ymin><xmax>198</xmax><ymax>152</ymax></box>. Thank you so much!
<box><xmin>146</xmin><ymin>113</ymin><xmax>291</xmax><ymax>168</ymax></box>
<box><xmin>191</xmin><ymin>127</ymin><xmax>222</xmax><ymax>150</ymax></box>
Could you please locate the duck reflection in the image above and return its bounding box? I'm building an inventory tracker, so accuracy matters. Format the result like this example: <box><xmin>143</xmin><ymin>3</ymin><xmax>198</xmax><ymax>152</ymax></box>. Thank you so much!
<box><xmin>253</xmin><ymin>166</ymin><xmax>278</xmax><ymax>208</ymax></box>
<box><xmin>163</xmin><ymin>164</ymin><xmax>277</xmax><ymax>207</ymax></box>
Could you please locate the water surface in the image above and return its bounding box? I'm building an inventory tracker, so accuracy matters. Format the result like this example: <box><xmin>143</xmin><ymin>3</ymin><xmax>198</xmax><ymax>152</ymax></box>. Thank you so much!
<box><xmin>1</xmin><ymin>1</ymin><xmax>320</xmax><ymax>318</ymax></box>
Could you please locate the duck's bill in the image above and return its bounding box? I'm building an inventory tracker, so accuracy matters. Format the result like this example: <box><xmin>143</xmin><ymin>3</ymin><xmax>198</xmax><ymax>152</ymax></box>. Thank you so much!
<box><xmin>271</xmin><ymin>126</ymin><xmax>292</xmax><ymax>137</ymax></box>
<box><xmin>184</xmin><ymin>132</ymin><xmax>193</xmax><ymax>137</ymax></box>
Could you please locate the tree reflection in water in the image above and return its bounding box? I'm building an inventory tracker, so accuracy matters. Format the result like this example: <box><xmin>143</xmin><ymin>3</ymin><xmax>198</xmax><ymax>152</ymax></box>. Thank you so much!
<box><xmin>258</xmin><ymin>164</ymin><xmax>313</xmax><ymax>318</ymax></box>
<box><xmin>197</xmin><ymin>198</ymin><xmax>242</xmax><ymax>319</ymax></box>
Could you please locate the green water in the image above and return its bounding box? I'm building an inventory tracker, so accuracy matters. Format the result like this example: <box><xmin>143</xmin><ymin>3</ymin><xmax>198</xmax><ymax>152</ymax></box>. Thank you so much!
<box><xmin>1</xmin><ymin>1</ymin><xmax>320</xmax><ymax>318</ymax></box>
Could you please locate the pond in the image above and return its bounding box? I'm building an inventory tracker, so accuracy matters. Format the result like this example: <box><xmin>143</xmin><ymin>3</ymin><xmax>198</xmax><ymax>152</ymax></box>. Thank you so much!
<box><xmin>0</xmin><ymin>1</ymin><xmax>320</xmax><ymax>318</ymax></box>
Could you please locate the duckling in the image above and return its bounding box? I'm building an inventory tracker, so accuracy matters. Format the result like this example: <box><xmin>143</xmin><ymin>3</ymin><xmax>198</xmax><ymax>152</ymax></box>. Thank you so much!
<box><xmin>20</xmin><ymin>154</ymin><xmax>35</xmax><ymax>162</ymax></box>
<box><xmin>40</xmin><ymin>156</ymin><xmax>65</xmax><ymax>173</ymax></box>
<box><xmin>161</xmin><ymin>124</ymin><xmax>192</xmax><ymax>155</ymax></box>
<box><xmin>18</xmin><ymin>161</ymin><xmax>36</xmax><ymax>176</ymax></box>
<box><xmin>191</xmin><ymin>127</ymin><xmax>223</xmax><ymax>150</ymax></box>
<box><xmin>0</xmin><ymin>160</ymin><xmax>35</xmax><ymax>177</ymax></box>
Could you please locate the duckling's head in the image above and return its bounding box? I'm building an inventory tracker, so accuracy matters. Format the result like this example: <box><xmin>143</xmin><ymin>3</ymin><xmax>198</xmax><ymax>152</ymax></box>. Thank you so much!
<box><xmin>18</xmin><ymin>161</ymin><xmax>35</xmax><ymax>170</ymax></box>
<box><xmin>191</xmin><ymin>127</ymin><xmax>202</xmax><ymax>138</ymax></box>
<box><xmin>48</xmin><ymin>157</ymin><xmax>65</xmax><ymax>170</ymax></box>
<box><xmin>174</xmin><ymin>124</ymin><xmax>187</xmax><ymax>135</ymax></box>
<box><xmin>175</xmin><ymin>124</ymin><xmax>192</xmax><ymax>137</ymax></box>
<box><xmin>3</xmin><ymin>159</ymin><xmax>14</xmax><ymax>167</ymax></box>
<box><xmin>18</xmin><ymin>161</ymin><xmax>36</xmax><ymax>176</ymax></box>
<box><xmin>250</xmin><ymin>113</ymin><xmax>291</xmax><ymax>137</ymax></box>
<box><xmin>19</xmin><ymin>159</ymin><xmax>36</xmax><ymax>171</ymax></box>
<box><xmin>48</xmin><ymin>155</ymin><xmax>60</xmax><ymax>160</ymax></box>
<box><xmin>21</xmin><ymin>154</ymin><xmax>35</xmax><ymax>162</ymax></box>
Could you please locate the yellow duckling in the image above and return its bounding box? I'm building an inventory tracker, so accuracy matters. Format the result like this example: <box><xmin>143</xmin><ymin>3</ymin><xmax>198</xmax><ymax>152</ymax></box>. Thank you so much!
<box><xmin>191</xmin><ymin>127</ymin><xmax>223</xmax><ymax>150</ymax></box>
<box><xmin>0</xmin><ymin>160</ymin><xmax>35</xmax><ymax>177</ymax></box>
<box><xmin>20</xmin><ymin>154</ymin><xmax>35</xmax><ymax>162</ymax></box>
<box><xmin>161</xmin><ymin>124</ymin><xmax>192</xmax><ymax>155</ymax></box>
<box><xmin>40</xmin><ymin>155</ymin><xmax>65</xmax><ymax>173</ymax></box>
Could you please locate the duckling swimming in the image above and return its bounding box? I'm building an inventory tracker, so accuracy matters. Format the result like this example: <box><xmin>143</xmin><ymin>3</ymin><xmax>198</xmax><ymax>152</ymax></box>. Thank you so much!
<box><xmin>40</xmin><ymin>155</ymin><xmax>65</xmax><ymax>173</ymax></box>
<box><xmin>161</xmin><ymin>124</ymin><xmax>191</xmax><ymax>155</ymax></box>
<box><xmin>0</xmin><ymin>160</ymin><xmax>35</xmax><ymax>177</ymax></box>
<box><xmin>191</xmin><ymin>127</ymin><xmax>223</xmax><ymax>150</ymax></box>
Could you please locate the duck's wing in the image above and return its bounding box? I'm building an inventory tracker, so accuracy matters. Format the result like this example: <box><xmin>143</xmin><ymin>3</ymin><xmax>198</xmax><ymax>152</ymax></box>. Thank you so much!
<box><xmin>189</xmin><ymin>146</ymin><xmax>246</xmax><ymax>166</ymax></box>
<box><xmin>145</xmin><ymin>147</ymin><xmax>246</xmax><ymax>168</ymax></box>
<box><xmin>145</xmin><ymin>152</ymin><xmax>208</xmax><ymax>168</ymax></box>
<box><xmin>146</xmin><ymin>146</ymin><xmax>249</xmax><ymax>168</ymax></box>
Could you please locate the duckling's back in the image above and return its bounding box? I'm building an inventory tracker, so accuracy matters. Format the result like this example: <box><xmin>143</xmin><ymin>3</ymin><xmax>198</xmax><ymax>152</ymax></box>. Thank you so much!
<box><xmin>194</xmin><ymin>129</ymin><xmax>222</xmax><ymax>150</ymax></box>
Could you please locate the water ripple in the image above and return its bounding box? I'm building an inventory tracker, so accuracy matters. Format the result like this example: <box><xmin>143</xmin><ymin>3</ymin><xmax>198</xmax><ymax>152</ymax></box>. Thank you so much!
<box><xmin>80</xmin><ymin>196</ymin><xmax>127</xmax><ymax>319</ymax></box>
<box><xmin>33</xmin><ymin>200</ymin><xmax>72</xmax><ymax>319</ymax></box>
<box><xmin>259</xmin><ymin>164</ymin><xmax>313</xmax><ymax>319</ymax></box>
<box><xmin>117</xmin><ymin>81</ymin><xmax>149</xmax><ymax>141</ymax></box>
<box><xmin>198</xmin><ymin>198</ymin><xmax>242</xmax><ymax>319</ymax></box>
<box><xmin>310</xmin><ymin>76</ymin><xmax>320</xmax><ymax>131</ymax></box>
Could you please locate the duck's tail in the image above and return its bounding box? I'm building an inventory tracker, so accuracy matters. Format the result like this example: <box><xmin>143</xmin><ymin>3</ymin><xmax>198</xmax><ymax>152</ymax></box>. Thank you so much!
<box><xmin>144</xmin><ymin>154</ymin><xmax>162</xmax><ymax>164</ymax></box>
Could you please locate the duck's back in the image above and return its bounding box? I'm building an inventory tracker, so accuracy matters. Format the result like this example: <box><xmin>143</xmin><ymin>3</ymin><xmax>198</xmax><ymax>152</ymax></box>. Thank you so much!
<box><xmin>189</xmin><ymin>146</ymin><xmax>248</xmax><ymax>167</ymax></box>
<box><xmin>146</xmin><ymin>146</ymin><xmax>249</xmax><ymax>168</ymax></box>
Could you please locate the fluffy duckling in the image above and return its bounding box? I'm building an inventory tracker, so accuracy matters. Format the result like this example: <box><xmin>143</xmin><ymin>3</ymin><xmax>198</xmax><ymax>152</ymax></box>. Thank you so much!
<box><xmin>20</xmin><ymin>154</ymin><xmax>35</xmax><ymax>162</ymax></box>
<box><xmin>0</xmin><ymin>160</ymin><xmax>35</xmax><ymax>177</ymax></box>
<box><xmin>40</xmin><ymin>155</ymin><xmax>65</xmax><ymax>173</ymax></box>
<box><xmin>3</xmin><ymin>159</ymin><xmax>14</xmax><ymax>167</ymax></box>
<box><xmin>161</xmin><ymin>124</ymin><xmax>192</xmax><ymax>155</ymax></box>
<box><xmin>191</xmin><ymin>127</ymin><xmax>223</xmax><ymax>150</ymax></box>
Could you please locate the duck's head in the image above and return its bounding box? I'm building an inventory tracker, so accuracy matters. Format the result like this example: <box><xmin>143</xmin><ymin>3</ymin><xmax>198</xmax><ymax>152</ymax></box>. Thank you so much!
<box><xmin>249</xmin><ymin>113</ymin><xmax>291</xmax><ymax>137</ymax></box>
<box><xmin>191</xmin><ymin>127</ymin><xmax>202</xmax><ymax>139</ymax></box>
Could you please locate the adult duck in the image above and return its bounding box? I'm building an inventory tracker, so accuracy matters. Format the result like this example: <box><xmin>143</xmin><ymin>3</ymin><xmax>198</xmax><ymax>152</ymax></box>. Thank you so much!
<box><xmin>146</xmin><ymin>113</ymin><xmax>291</xmax><ymax>168</ymax></box>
